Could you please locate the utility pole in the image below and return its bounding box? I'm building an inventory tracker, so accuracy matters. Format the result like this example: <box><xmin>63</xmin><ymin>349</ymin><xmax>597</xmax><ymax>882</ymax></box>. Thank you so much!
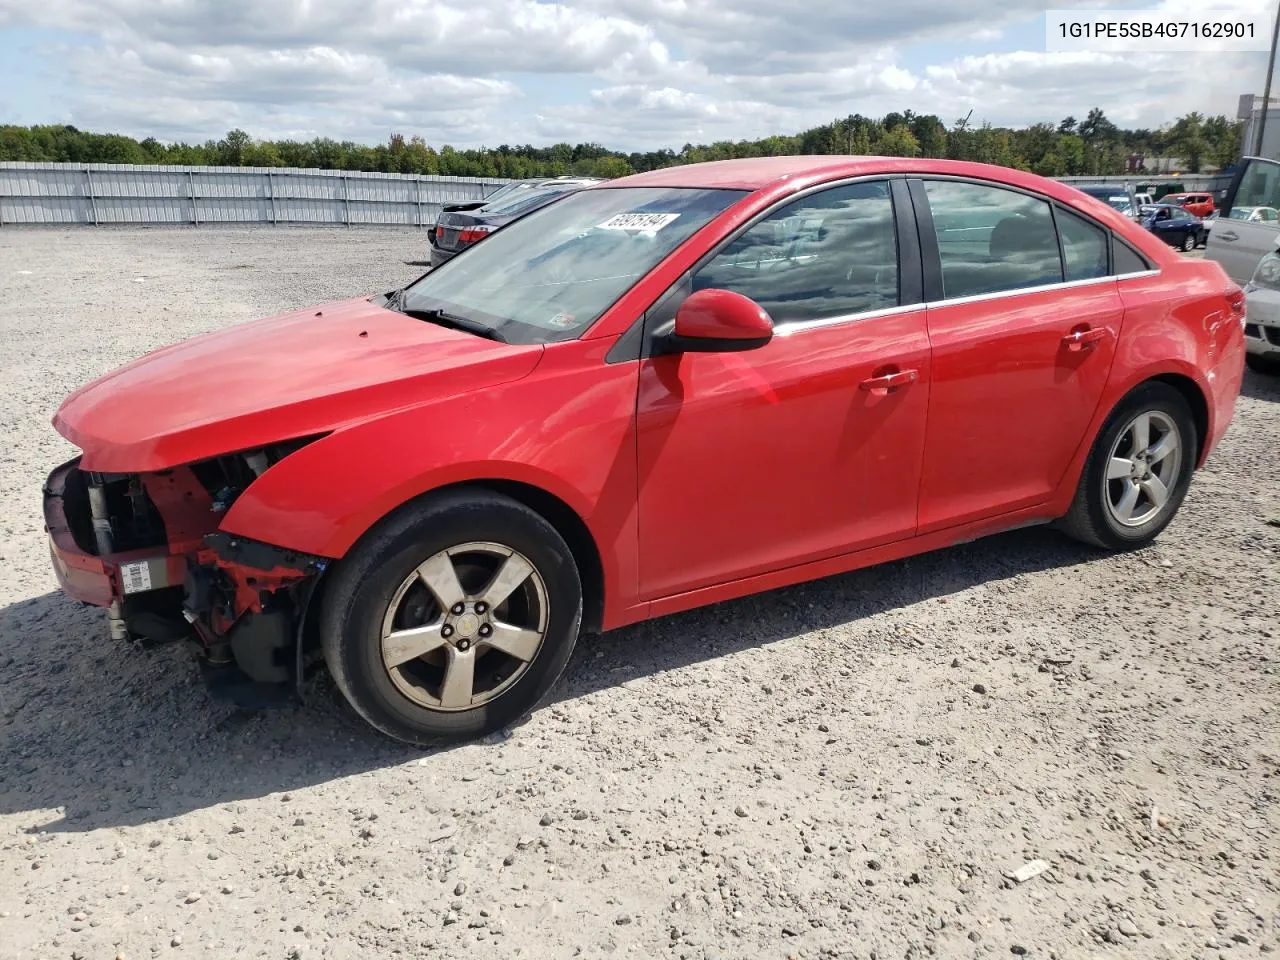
<box><xmin>1253</xmin><ymin>0</ymin><xmax>1280</xmax><ymax>156</ymax></box>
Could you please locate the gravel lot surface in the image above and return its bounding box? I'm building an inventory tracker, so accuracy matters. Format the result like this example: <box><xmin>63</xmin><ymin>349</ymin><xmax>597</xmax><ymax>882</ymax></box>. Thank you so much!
<box><xmin>1</xmin><ymin>227</ymin><xmax>1277</xmax><ymax>960</ymax></box>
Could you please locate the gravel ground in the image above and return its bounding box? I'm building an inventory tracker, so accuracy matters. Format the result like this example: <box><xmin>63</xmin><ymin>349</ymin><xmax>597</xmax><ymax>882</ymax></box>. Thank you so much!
<box><xmin>1</xmin><ymin>227</ymin><xmax>1277</xmax><ymax>960</ymax></box>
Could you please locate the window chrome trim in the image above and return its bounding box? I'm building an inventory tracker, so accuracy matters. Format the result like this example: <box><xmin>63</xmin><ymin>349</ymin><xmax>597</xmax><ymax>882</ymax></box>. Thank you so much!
<box><xmin>923</xmin><ymin>273</ymin><xmax>1110</xmax><ymax>310</ymax></box>
<box><xmin>773</xmin><ymin>302</ymin><xmax>922</xmax><ymax>336</ymax></box>
<box><xmin>769</xmin><ymin>268</ymin><xmax>1163</xmax><ymax>335</ymax></box>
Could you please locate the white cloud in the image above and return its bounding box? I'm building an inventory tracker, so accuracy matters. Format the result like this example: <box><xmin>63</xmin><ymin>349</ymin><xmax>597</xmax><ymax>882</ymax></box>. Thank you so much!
<box><xmin>0</xmin><ymin>0</ymin><xmax>1273</xmax><ymax>149</ymax></box>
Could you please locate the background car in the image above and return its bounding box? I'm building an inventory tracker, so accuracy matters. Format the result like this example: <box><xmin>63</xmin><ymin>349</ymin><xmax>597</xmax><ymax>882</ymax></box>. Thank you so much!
<box><xmin>429</xmin><ymin>179</ymin><xmax>600</xmax><ymax>267</ymax></box>
<box><xmin>435</xmin><ymin>176</ymin><xmax>600</xmax><ymax>217</ymax></box>
<box><xmin>44</xmin><ymin>156</ymin><xmax>1245</xmax><ymax>745</ymax></box>
<box><xmin>1163</xmin><ymin>192</ymin><xmax>1216</xmax><ymax>218</ymax></box>
<box><xmin>1206</xmin><ymin>156</ymin><xmax>1280</xmax><ymax>284</ymax></box>
<box><xmin>1142</xmin><ymin>203</ymin><xmax>1205</xmax><ymax>251</ymax></box>
<box><xmin>1074</xmin><ymin>183</ymin><xmax>1141</xmax><ymax>219</ymax></box>
<box><xmin>1232</xmin><ymin>233</ymin><xmax>1280</xmax><ymax>375</ymax></box>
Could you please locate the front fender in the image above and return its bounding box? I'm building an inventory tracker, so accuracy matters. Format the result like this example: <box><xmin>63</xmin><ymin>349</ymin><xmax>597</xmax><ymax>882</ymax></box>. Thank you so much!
<box><xmin>217</xmin><ymin>339</ymin><xmax>643</xmax><ymax>623</ymax></box>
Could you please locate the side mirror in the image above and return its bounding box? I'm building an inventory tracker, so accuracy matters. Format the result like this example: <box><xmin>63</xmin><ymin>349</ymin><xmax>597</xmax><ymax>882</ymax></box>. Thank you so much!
<box><xmin>659</xmin><ymin>288</ymin><xmax>773</xmax><ymax>354</ymax></box>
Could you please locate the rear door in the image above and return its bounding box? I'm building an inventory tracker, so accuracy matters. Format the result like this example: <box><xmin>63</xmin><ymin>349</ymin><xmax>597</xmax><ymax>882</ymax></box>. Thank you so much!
<box><xmin>911</xmin><ymin>178</ymin><xmax>1125</xmax><ymax>532</ymax></box>
<box><xmin>1207</xmin><ymin>158</ymin><xmax>1280</xmax><ymax>283</ymax></box>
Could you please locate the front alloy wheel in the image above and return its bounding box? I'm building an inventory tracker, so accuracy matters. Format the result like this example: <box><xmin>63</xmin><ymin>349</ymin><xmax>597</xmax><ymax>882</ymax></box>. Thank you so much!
<box><xmin>321</xmin><ymin>490</ymin><xmax>583</xmax><ymax>745</ymax></box>
<box><xmin>380</xmin><ymin>542</ymin><xmax>548</xmax><ymax>711</ymax></box>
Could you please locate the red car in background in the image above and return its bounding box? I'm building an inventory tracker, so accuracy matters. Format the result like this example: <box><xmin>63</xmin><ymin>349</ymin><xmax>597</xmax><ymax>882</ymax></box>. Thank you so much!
<box><xmin>44</xmin><ymin>157</ymin><xmax>1245</xmax><ymax>744</ymax></box>
<box><xmin>1164</xmin><ymin>192</ymin><xmax>1216</xmax><ymax>218</ymax></box>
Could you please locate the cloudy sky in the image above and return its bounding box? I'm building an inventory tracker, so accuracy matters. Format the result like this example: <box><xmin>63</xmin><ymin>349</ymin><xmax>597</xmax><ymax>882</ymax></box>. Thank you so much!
<box><xmin>0</xmin><ymin>0</ymin><xmax>1273</xmax><ymax>150</ymax></box>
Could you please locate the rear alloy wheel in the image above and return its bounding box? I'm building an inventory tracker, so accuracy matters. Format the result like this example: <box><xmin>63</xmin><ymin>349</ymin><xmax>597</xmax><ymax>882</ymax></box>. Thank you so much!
<box><xmin>321</xmin><ymin>490</ymin><xmax>582</xmax><ymax>745</ymax></box>
<box><xmin>1181</xmin><ymin>232</ymin><xmax>1196</xmax><ymax>252</ymax></box>
<box><xmin>1059</xmin><ymin>382</ymin><xmax>1197</xmax><ymax>550</ymax></box>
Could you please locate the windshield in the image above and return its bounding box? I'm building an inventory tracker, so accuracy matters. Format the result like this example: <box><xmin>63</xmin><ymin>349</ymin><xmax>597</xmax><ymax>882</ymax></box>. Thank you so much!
<box><xmin>478</xmin><ymin>181</ymin><xmax>528</xmax><ymax>205</ymax></box>
<box><xmin>478</xmin><ymin>186</ymin><xmax>573</xmax><ymax>216</ymax></box>
<box><xmin>403</xmin><ymin>186</ymin><xmax>748</xmax><ymax>344</ymax></box>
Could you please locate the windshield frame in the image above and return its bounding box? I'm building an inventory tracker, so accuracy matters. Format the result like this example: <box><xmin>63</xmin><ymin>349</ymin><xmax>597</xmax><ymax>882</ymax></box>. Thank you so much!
<box><xmin>402</xmin><ymin>185</ymin><xmax>752</xmax><ymax>345</ymax></box>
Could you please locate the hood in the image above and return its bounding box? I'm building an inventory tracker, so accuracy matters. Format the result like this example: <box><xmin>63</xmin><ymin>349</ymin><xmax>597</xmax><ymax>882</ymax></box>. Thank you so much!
<box><xmin>55</xmin><ymin>296</ymin><xmax>542</xmax><ymax>473</ymax></box>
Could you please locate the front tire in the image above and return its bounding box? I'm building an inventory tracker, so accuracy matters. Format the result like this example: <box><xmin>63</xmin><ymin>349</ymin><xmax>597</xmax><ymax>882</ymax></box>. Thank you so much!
<box><xmin>320</xmin><ymin>489</ymin><xmax>582</xmax><ymax>745</ymax></box>
<box><xmin>1059</xmin><ymin>382</ymin><xmax>1197</xmax><ymax>550</ymax></box>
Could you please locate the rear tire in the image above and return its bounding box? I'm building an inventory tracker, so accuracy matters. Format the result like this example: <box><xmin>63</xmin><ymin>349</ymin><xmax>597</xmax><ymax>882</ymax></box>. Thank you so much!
<box><xmin>1059</xmin><ymin>382</ymin><xmax>1197</xmax><ymax>550</ymax></box>
<box><xmin>1245</xmin><ymin>353</ymin><xmax>1280</xmax><ymax>375</ymax></box>
<box><xmin>320</xmin><ymin>489</ymin><xmax>582</xmax><ymax>746</ymax></box>
<box><xmin>1181</xmin><ymin>233</ymin><xmax>1196</xmax><ymax>252</ymax></box>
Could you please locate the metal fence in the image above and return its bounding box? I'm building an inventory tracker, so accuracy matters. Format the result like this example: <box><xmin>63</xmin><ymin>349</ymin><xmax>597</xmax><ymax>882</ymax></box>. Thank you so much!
<box><xmin>0</xmin><ymin>163</ymin><xmax>509</xmax><ymax>227</ymax></box>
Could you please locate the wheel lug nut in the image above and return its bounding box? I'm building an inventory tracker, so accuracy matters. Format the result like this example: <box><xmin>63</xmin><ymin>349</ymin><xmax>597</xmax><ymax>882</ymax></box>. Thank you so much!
<box><xmin>441</xmin><ymin>625</ymin><xmax>454</xmax><ymax>638</ymax></box>
<box><xmin>457</xmin><ymin>639</ymin><xmax>471</xmax><ymax>651</ymax></box>
<box><xmin>479</xmin><ymin>624</ymin><xmax>492</xmax><ymax>638</ymax></box>
<box><xmin>450</xmin><ymin>603</ymin><xmax>466</xmax><ymax>615</ymax></box>
<box><xmin>474</xmin><ymin>601</ymin><xmax>488</xmax><ymax>614</ymax></box>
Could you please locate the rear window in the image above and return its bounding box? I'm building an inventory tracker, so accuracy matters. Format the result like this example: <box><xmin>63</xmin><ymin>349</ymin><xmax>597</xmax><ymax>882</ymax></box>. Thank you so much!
<box><xmin>925</xmin><ymin>180</ymin><xmax>1063</xmax><ymax>297</ymax></box>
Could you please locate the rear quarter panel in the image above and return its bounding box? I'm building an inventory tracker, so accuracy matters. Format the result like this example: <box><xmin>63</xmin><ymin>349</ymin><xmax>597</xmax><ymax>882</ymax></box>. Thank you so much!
<box><xmin>1106</xmin><ymin>257</ymin><xmax>1243</xmax><ymax>465</ymax></box>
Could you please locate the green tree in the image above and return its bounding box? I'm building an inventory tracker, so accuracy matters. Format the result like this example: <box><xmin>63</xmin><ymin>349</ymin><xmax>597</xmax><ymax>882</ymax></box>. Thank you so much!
<box><xmin>877</xmin><ymin>124</ymin><xmax>920</xmax><ymax>157</ymax></box>
<box><xmin>216</xmin><ymin>129</ymin><xmax>252</xmax><ymax>165</ymax></box>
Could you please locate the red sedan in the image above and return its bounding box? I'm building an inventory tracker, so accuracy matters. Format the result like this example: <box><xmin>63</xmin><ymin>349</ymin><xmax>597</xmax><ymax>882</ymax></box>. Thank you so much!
<box><xmin>45</xmin><ymin>157</ymin><xmax>1245</xmax><ymax>744</ymax></box>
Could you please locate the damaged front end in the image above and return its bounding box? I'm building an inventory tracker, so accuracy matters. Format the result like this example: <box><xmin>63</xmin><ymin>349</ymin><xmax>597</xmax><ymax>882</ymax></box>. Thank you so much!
<box><xmin>43</xmin><ymin>439</ymin><xmax>329</xmax><ymax>705</ymax></box>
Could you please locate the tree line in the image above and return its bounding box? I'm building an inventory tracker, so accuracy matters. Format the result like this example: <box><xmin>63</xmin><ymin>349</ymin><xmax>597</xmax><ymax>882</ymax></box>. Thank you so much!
<box><xmin>0</xmin><ymin>108</ymin><xmax>1243</xmax><ymax>179</ymax></box>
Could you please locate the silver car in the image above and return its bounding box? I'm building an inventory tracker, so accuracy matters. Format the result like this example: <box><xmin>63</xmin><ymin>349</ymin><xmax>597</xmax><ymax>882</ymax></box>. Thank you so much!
<box><xmin>1204</xmin><ymin>157</ymin><xmax>1280</xmax><ymax>374</ymax></box>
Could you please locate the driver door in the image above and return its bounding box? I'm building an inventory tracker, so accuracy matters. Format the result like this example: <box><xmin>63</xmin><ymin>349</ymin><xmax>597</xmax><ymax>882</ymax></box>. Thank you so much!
<box><xmin>634</xmin><ymin>180</ymin><xmax>930</xmax><ymax>600</ymax></box>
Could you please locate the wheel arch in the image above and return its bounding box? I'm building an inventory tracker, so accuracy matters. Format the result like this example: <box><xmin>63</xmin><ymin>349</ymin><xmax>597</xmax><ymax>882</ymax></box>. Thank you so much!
<box><xmin>310</xmin><ymin>478</ymin><xmax>607</xmax><ymax>637</ymax></box>
<box><xmin>464</xmin><ymin>479</ymin><xmax>606</xmax><ymax>636</ymax></box>
<box><xmin>1146</xmin><ymin>372</ymin><xmax>1210</xmax><ymax>465</ymax></box>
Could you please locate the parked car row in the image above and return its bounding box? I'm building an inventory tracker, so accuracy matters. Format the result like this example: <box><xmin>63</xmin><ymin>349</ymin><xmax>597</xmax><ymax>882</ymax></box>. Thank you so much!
<box><xmin>1205</xmin><ymin>155</ymin><xmax>1280</xmax><ymax>375</ymax></box>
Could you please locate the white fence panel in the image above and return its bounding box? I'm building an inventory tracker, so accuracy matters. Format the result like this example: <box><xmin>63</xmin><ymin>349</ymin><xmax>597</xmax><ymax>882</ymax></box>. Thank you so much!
<box><xmin>0</xmin><ymin>163</ymin><xmax>507</xmax><ymax>227</ymax></box>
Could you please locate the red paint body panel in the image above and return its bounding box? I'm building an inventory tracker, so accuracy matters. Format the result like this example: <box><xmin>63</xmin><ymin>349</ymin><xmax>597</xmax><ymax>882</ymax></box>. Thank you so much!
<box><xmin>55</xmin><ymin>296</ymin><xmax>541</xmax><ymax>473</ymax></box>
<box><xmin>635</xmin><ymin>309</ymin><xmax>930</xmax><ymax>599</ymax></box>
<box><xmin>217</xmin><ymin>339</ymin><xmax>646</xmax><ymax>628</ymax></box>
<box><xmin>918</xmin><ymin>281</ymin><xmax>1123</xmax><ymax>532</ymax></box>
<box><xmin>47</xmin><ymin>157</ymin><xmax>1245</xmax><ymax>637</ymax></box>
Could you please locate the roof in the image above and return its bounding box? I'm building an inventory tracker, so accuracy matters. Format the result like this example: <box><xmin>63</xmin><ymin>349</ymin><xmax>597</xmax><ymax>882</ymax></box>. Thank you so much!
<box><xmin>603</xmin><ymin>156</ymin><xmax>1112</xmax><ymax>202</ymax></box>
<box><xmin>598</xmin><ymin>155</ymin><xmax>1151</xmax><ymax>241</ymax></box>
<box><xmin>606</xmin><ymin>156</ymin><xmax>903</xmax><ymax>190</ymax></box>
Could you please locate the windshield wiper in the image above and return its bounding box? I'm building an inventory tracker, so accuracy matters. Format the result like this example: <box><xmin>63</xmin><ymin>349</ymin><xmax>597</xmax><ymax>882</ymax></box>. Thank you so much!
<box><xmin>401</xmin><ymin>306</ymin><xmax>507</xmax><ymax>343</ymax></box>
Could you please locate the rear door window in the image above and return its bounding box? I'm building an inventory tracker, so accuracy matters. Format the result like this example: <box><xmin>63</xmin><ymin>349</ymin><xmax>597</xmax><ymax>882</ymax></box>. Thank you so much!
<box><xmin>923</xmin><ymin>180</ymin><xmax>1063</xmax><ymax>298</ymax></box>
<box><xmin>1055</xmin><ymin>208</ymin><xmax>1110</xmax><ymax>281</ymax></box>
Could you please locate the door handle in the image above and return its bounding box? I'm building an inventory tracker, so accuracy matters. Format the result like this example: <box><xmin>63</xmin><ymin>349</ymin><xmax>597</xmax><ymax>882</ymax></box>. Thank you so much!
<box><xmin>1218</xmin><ymin>230</ymin><xmax>1239</xmax><ymax>242</ymax></box>
<box><xmin>1063</xmin><ymin>326</ymin><xmax>1108</xmax><ymax>352</ymax></box>
<box><xmin>859</xmin><ymin>368</ymin><xmax>918</xmax><ymax>393</ymax></box>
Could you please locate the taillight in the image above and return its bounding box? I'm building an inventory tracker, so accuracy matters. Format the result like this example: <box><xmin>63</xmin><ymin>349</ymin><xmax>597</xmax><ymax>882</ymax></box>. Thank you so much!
<box><xmin>435</xmin><ymin>225</ymin><xmax>444</xmax><ymax>239</ymax></box>
<box><xmin>458</xmin><ymin>225</ymin><xmax>494</xmax><ymax>245</ymax></box>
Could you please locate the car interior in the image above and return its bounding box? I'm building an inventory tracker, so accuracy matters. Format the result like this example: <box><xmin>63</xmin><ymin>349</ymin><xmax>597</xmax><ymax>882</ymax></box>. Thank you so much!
<box><xmin>693</xmin><ymin>196</ymin><xmax>900</xmax><ymax>321</ymax></box>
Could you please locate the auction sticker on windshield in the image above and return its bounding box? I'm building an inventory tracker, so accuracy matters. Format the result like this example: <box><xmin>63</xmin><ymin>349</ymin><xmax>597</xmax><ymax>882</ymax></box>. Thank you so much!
<box><xmin>598</xmin><ymin>213</ymin><xmax>680</xmax><ymax>231</ymax></box>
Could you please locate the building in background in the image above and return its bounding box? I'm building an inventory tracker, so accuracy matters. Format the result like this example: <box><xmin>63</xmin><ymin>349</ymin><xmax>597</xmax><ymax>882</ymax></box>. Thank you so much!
<box><xmin>1239</xmin><ymin>93</ymin><xmax>1280</xmax><ymax>160</ymax></box>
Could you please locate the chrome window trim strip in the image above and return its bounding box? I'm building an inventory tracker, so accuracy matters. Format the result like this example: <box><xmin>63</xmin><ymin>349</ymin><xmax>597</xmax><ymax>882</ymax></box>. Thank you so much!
<box><xmin>773</xmin><ymin>269</ymin><xmax>1162</xmax><ymax>335</ymax></box>
<box><xmin>773</xmin><ymin>302</ymin><xmax>921</xmax><ymax>336</ymax></box>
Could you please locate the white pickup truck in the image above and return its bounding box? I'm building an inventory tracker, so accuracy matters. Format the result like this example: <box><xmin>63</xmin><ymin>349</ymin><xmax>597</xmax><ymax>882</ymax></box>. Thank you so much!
<box><xmin>1205</xmin><ymin>157</ymin><xmax>1280</xmax><ymax>375</ymax></box>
